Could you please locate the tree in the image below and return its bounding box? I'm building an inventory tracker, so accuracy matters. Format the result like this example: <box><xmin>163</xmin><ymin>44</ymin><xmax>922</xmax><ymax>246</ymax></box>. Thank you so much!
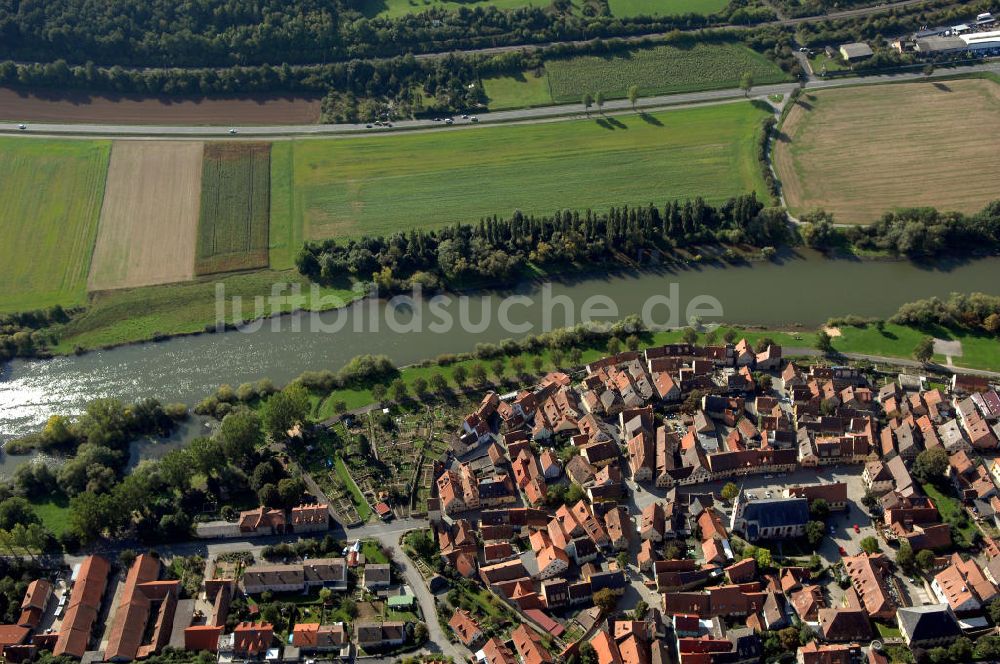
<box><xmin>470</xmin><ymin>364</ymin><xmax>488</xmax><ymax>386</ymax></box>
<box><xmin>627</xmin><ymin>85</ymin><xmax>639</xmax><ymax>111</ymax></box>
<box><xmin>897</xmin><ymin>540</ymin><xmax>915</xmax><ymax>574</ymax></box>
<box><xmin>595</xmin><ymin>91</ymin><xmax>605</xmax><ymax>114</ymax></box>
<box><xmin>704</xmin><ymin>329</ymin><xmax>718</xmax><ymax>346</ymax></box>
<box><xmin>861</xmin><ymin>490</ymin><xmax>883</xmax><ymax>516</ymax></box>
<box><xmin>277</xmin><ymin>477</ymin><xmax>305</xmax><ymax>508</ymax></box>
<box><xmin>913</xmin><ymin>335</ymin><xmax>935</xmax><ymax>364</ymax></box>
<box><xmin>371</xmin><ymin>383</ymin><xmax>387</xmax><ymax>401</ymax></box>
<box><xmin>723</xmin><ymin>329</ymin><xmax>737</xmax><ymax>344</ymax></box>
<box><xmin>593</xmin><ymin>588</ymin><xmax>617</xmax><ymax>612</ymax></box>
<box><xmin>815</xmin><ymin>329</ymin><xmax>834</xmax><ymax>353</ymax></box>
<box><xmin>739</xmin><ymin>72</ymin><xmax>754</xmax><ymax>97</ymax></box>
<box><xmin>682</xmin><ymin>327</ymin><xmax>698</xmax><ymax>345</ymax></box>
<box><xmin>532</xmin><ymin>356</ymin><xmax>544</xmax><ymax>374</ymax></box>
<box><xmin>429</xmin><ymin>373</ymin><xmax>448</xmax><ymax>393</ymax></box>
<box><xmin>810</xmin><ymin>499</ymin><xmax>830</xmax><ymax>521</ymax></box>
<box><xmin>860</xmin><ymin>536</ymin><xmax>880</xmax><ymax>554</ymax></box>
<box><xmin>218</xmin><ymin>408</ymin><xmax>264</xmax><ymax>462</ymax></box>
<box><xmin>805</xmin><ymin>521</ymin><xmax>825</xmax><ymax>547</ymax></box>
<box><xmin>551</xmin><ymin>349</ymin><xmax>564</xmax><ymax>368</ymax></box>
<box><xmin>389</xmin><ymin>378</ymin><xmax>408</xmax><ymax>402</ymax></box>
<box><xmin>510</xmin><ymin>357</ymin><xmax>526</xmax><ymax>376</ymax></box>
<box><xmin>949</xmin><ymin>637</ymin><xmax>973</xmax><ymax>663</ymax></box>
<box><xmin>913</xmin><ymin>448</ymin><xmax>948</xmax><ymax>485</ymax></box>
<box><xmin>625</xmin><ymin>335</ymin><xmax>640</xmax><ymax>352</ymax></box>
<box><xmin>916</xmin><ymin>548</ymin><xmax>936</xmax><ymax>571</ymax></box>
<box><xmin>582</xmin><ymin>92</ymin><xmax>593</xmax><ymax>117</ymax></box>
<box><xmin>412</xmin><ymin>377</ymin><xmax>428</xmax><ymax>396</ymax></box>
<box><xmin>413</xmin><ymin>622</ymin><xmax>429</xmax><ymax>644</ymax></box>
<box><xmin>261</xmin><ymin>385</ymin><xmax>309</xmax><ymax>441</ymax></box>
<box><xmin>721</xmin><ymin>482</ymin><xmax>739</xmax><ymax>502</ymax></box>
<box><xmin>491</xmin><ymin>359</ymin><xmax>506</xmax><ymax>381</ymax></box>
<box><xmin>452</xmin><ymin>365</ymin><xmax>468</xmax><ymax>386</ymax></box>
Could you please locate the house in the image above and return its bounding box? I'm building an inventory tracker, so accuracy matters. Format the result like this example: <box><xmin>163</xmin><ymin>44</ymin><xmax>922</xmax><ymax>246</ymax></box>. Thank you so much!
<box><xmin>291</xmin><ymin>623</ymin><xmax>349</xmax><ymax>658</ymax></box>
<box><xmin>589</xmin><ymin>629</ymin><xmax>622</xmax><ymax>664</ymax></box>
<box><xmin>105</xmin><ymin>554</ymin><xmax>180</xmax><ymax>662</ymax></box>
<box><xmin>640</xmin><ymin>503</ymin><xmax>665</xmax><ymax>542</ymax></box>
<box><xmin>241</xmin><ymin>558</ymin><xmax>347</xmax><ymax>594</ymax></box>
<box><xmin>797</xmin><ymin>642</ymin><xmax>861</xmax><ymax>664</ymax></box>
<box><xmin>785</xmin><ymin>483</ymin><xmax>848</xmax><ymax>511</ymax></box>
<box><xmin>479</xmin><ymin>637</ymin><xmax>518</xmax><ymax>664</ymax></box>
<box><xmin>355</xmin><ymin>622</ymin><xmax>406</xmax><ymax>649</ymax></box>
<box><xmin>896</xmin><ymin>604</ymin><xmax>962</xmax><ymax>648</ymax></box>
<box><xmin>238</xmin><ymin>507</ymin><xmax>286</xmax><ymax>536</ymax></box>
<box><xmin>790</xmin><ymin>585</ymin><xmax>825</xmax><ymax>622</ymax></box>
<box><xmin>512</xmin><ymin>625</ymin><xmax>554</xmax><ymax>664</ymax></box>
<box><xmin>817</xmin><ymin>608</ymin><xmax>872</xmax><ymax>643</ymax></box>
<box><xmin>54</xmin><ymin>555</ymin><xmax>111</xmax><ymax>658</ymax></box>
<box><xmin>364</xmin><ymin>564</ymin><xmax>392</xmax><ymax>590</ymax></box>
<box><xmin>230</xmin><ymin>622</ymin><xmax>273</xmax><ymax>659</ymax></box>
<box><xmin>536</xmin><ymin>546</ymin><xmax>570</xmax><ymax>580</ymax></box>
<box><xmin>863</xmin><ymin>460</ymin><xmax>895</xmax><ymax>495</ymax></box>
<box><xmin>289</xmin><ymin>504</ymin><xmax>329</xmax><ymax>533</ymax></box>
<box><xmin>604</xmin><ymin>507</ymin><xmax>634</xmax><ymax>551</ymax></box>
<box><xmin>539</xmin><ymin>450</ymin><xmax>561</xmax><ymax>480</ymax></box>
<box><xmin>730</xmin><ymin>494</ymin><xmax>809</xmax><ymax>541</ymax></box>
<box><xmin>449</xmin><ymin>610</ymin><xmax>484</xmax><ymax>648</ymax></box>
<box><xmin>17</xmin><ymin>579</ymin><xmax>52</xmax><ymax>629</ymax></box>
<box><xmin>842</xmin><ymin>554</ymin><xmax>896</xmax><ymax>621</ymax></box>
<box><xmin>931</xmin><ymin>554</ymin><xmax>998</xmax><ymax>612</ymax></box>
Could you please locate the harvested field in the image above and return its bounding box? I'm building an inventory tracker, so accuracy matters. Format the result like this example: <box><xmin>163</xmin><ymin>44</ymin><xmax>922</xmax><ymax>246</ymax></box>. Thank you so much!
<box><xmin>0</xmin><ymin>138</ymin><xmax>110</xmax><ymax>313</ymax></box>
<box><xmin>774</xmin><ymin>78</ymin><xmax>1000</xmax><ymax>224</ymax></box>
<box><xmin>196</xmin><ymin>143</ymin><xmax>271</xmax><ymax>275</ymax></box>
<box><xmin>0</xmin><ymin>88</ymin><xmax>321</xmax><ymax>125</ymax></box>
<box><xmin>88</xmin><ymin>141</ymin><xmax>204</xmax><ymax>291</ymax></box>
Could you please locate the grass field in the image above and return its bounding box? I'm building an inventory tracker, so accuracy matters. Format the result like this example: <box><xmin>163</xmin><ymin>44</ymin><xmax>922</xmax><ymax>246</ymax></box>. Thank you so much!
<box><xmin>53</xmin><ymin>270</ymin><xmax>359</xmax><ymax>352</ymax></box>
<box><xmin>482</xmin><ymin>71</ymin><xmax>553</xmax><ymax>110</ymax></box>
<box><xmin>774</xmin><ymin>78</ymin><xmax>1000</xmax><ymax>223</ymax></box>
<box><xmin>196</xmin><ymin>143</ymin><xmax>271</xmax><ymax>275</ymax></box>
<box><xmin>0</xmin><ymin>139</ymin><xmax>110</xmax><ymax>313</ymax></box>
<box><xmin>88</xmin><ymin>141</ymin><xmax>203</xmax><ymax>291</ymax></box>
<box><xmin>280</xmin><ymin>102</ymin><xmax>771</xmax><ymax>240</ymax></box>
<box><xmin>546</xmin><ymin>43</ymin><xmax>790</xmax><ymax>103</ymax></box>
<box><xmin>608</xmin><ymin>0</ymin><xmax>729</xmax><ymax>16</ymax></box>
<box><xmin>269</xmin><ymin>142</ymin><xmax>302</xmax><ymax>271</ymax></box>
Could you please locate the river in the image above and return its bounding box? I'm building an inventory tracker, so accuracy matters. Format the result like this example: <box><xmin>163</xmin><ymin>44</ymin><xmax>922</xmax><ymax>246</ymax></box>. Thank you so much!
<box><xmin>1</xmin><ymin>252</ymin><xmax>998</xmax><ymax>460</ymax></box>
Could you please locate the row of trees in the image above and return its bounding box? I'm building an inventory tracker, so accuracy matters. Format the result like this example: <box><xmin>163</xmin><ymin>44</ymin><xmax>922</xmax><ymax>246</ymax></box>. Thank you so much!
<box><xmin>296</xmin><ymin>193</ymin><xmax>790</xmax><ymax>286</ymax></box>
<box><xmin>890</xmin><ymin>292</ymin><xmax>1000</xmax><ymax>336</ymax></box>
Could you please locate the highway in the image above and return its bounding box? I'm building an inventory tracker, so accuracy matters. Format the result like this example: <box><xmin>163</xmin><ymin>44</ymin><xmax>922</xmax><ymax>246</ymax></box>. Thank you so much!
<box><xmin>1</xmin><ymin>61</ymin><xmax>998</xmax><ymax>140</ymax></box>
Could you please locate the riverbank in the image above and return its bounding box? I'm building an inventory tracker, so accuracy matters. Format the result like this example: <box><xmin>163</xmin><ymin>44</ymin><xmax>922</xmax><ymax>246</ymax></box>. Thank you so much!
<box><xmin>307</xmin><ymin>322</ymin><xmax>1000</xmax><ymax>420</ymax></box>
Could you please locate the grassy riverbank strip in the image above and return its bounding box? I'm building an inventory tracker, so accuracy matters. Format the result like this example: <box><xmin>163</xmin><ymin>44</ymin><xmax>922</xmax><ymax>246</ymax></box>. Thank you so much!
<box><xmin>312</xmin><ymin>322</ymin><xmax>999</xmax><ymax>419</ymax></box>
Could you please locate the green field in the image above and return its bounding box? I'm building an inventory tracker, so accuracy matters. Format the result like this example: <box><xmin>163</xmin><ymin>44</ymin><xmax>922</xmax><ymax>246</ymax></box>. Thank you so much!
<box><xmin>279</xmin><ymin>102</ymin><xmax>771</xmax><ymax>241</ymax></box>
<box><xmin>52</xmin><ymin>270</ymin><xmax>359</xmax><ymax>352</ymax></box>
<box><xmin>482</xmin><ymin>71</ymin><xmax>553</xmax><ymax>110</ymax></box>
<box><xmin>808</xmin><ymin>52</ymin><xmax>848</xmax><ymax>75</ymax></box>
<box><xmin>0</xmin><ymin>139</ymin><xmax>110</xmax><ymax>313</ymax></box>
<box><xmin>269</xmin><ymin>142</ymin><xmax>301</xmax><ymax>271</ymax></box>
<box><xmin>546</xmin><ymin>43</ymin><xmax>790</xmax><ymax>103</ymax></box>
<box><xmin>196</xmin><ymin>143</ymin><xmax>271</xmax><ymax>275</ymax></box>
<box><xmin>608</xmin><ymin>0</ymin><xmax>729</xmax><ymax>16</ymax></box>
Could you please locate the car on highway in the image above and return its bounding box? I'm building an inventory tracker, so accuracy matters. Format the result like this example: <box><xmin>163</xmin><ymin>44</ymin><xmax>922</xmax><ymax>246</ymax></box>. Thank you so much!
<box><xmin>366</xmin><ymin>124</ymin><xmax>372</xmax><ymax>128</ymax></box>
<box><xmin>445</xmin><ymin>118</ymin><xmax>454</xmax><ymax>125</ymax></box>
<box><xmin>18</xmin><ymin>123</ymin><xmax>27</xmax><ymax>130</ymax></box>
<box><xmin>228</xmin><ymin>128</ymin><xmax>238</xmax><ymax>134</ymax></box>
<box><xmin>471</xmin><ymin>116</ymin><xmax>479</xmax><ymax>122</ymax></box>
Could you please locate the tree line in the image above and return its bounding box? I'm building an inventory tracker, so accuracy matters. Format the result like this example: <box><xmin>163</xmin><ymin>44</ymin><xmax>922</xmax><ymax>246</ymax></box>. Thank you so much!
<box><xmin>801</xmin><ymin>200</ymin><xmax>1000</xmax><ymax>258</ymax></box>
<box><xmin>890</xmin><ymin>292</ymin><xmax>1000</xmax><ymax>336</ymax></box>
<box><xmin>0</xmin><ymin>0</ymin><xmax>768</xmax><ymax>69</ymax></box>
<box><xmin>295</xmin><ymin>193</ymin><xmax>791</xmax><ymax>286</ymax></box>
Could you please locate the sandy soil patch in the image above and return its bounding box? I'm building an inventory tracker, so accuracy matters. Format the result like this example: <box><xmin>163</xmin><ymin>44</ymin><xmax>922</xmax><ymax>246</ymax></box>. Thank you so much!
<box><xmin>774</xmin><ymin>79</ymin><xmax>1000</xmax><ymax>223</ymax></box>
<box><xmin>823</xmin><ymin>326</ymin><xmax>842</xmax><ymax>338</ymax></box>
<box><xmin>0</xmin><ymin>87</ymin><xmax>321</xmax><ymax>125</ymax></box>
<box><xmin>88</xmin><ymin>141</ymin><xmax>204</xmax><ymax>291</ymax></box>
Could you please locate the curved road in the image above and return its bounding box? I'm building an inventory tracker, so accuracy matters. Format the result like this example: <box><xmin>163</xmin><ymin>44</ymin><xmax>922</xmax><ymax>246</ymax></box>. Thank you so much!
<box><xmin>2</xmin><ymin>61</ymin><xmax>998</xmax><ymax>139</ymax></box>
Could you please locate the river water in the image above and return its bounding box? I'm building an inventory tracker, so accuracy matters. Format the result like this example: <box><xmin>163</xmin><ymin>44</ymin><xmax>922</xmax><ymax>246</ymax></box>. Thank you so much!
<box><xmin>1</xmin><ymin>253</ymin><xmax>998</xmax><ymax>459</ymax></box>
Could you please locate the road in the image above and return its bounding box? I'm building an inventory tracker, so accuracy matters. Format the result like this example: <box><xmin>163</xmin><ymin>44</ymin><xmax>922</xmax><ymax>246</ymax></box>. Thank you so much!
<box><xmin>781</xmin><ymin>346</ymin><xmax>1000</xmax><ymax>380</ymax></box>
<box><xmin>3</xmin><ymin>61</ymin><xmax>998</xmax><ymax>139</ymax></box>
